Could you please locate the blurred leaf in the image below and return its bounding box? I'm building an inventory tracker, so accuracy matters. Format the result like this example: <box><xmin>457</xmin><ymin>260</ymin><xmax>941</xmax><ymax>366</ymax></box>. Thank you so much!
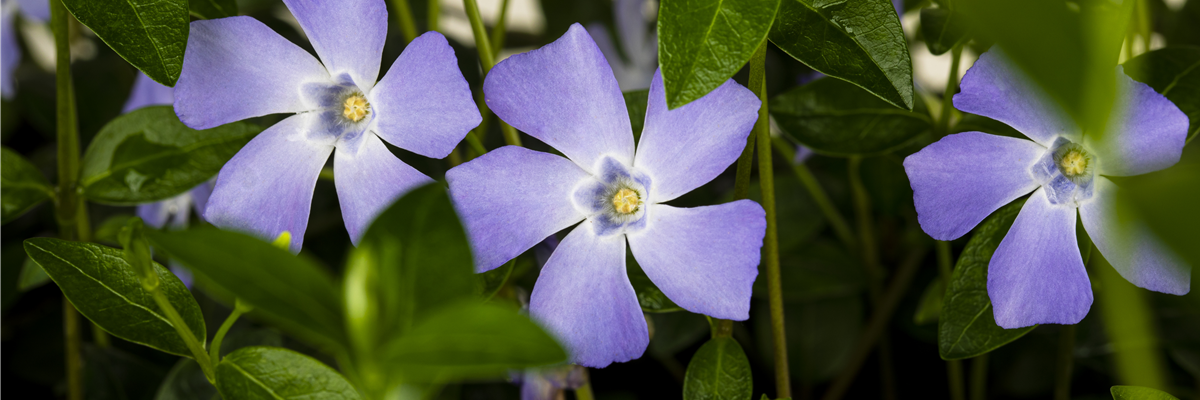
<box><xmin>1</xmin><ymin>147</ymin><xmax>53</xmax><ymax>224</ymax></box>
<box><xmin>683</xmin><ymin>337</ymin><xmax>753</xmax><ymax>400</ymax></box>
<box><xmin>628</xmin><ymin>253</ymin><xmax>683</xmax><ymax>313</ymax></box>
<box><xmin>625</xmin><ymin>89</ymin><xmax>650</xmax><ymax>141</ymax></box>
<box><xmin>385</xmin><ymin>301</ymin><xmax>567</xmax><ymax>383</ymax></box>
<box><xmin>219</xmin><ymin>327</ymin><xmax>284</xmax><ymax>358</ymax></box>
<box><xmin>84</xmin><ymin>345</ymin><xmax>168</xmax><ymax>400</ymax></box>
<box><xmin>920</xmin><ymin>7</ymin><xmax>969</xmax><ymax>55</ymax></box>
<box><xmin>80</xmin><ymin>106</ymin><xmax>260</xmax><ymax>204</ymax></box>
<box><xmin>188</xmin><ymin>0</ymin><xmax>237</xmax><ymax>19</ymax></box>
<box><xmin>771</xmin><ymin>77</ymin><xmax>931</xmax><ymax>156</ymax></box>
<box><xmin>17</xmin><ymin>257</ymin><xmax>51</xmax><ymax>291</ymax></box>
<box><xmin>913</xmin><ymin>277</ymin><xmax>943</xmax><ymax>326</ymax></box>
<box><xmin>94</xmin><ymin>214</ymin><xmax>137</xmax><ymax>244</ymax></box>
<box><xmin>770</xmin><ymin>0</ymin><xmax>914</xmax><ymax>110</ymax></box>
<box><xmin>766</xmin><ymin>240</ymin><xmax>865</xmax><ymax>302</ymax></box>
<box><xmin>1110</xmin><ymin>386</ymin><xmax>1181</xmax><ymax>400</ymax></box>
<box><xmin>769</xmin><ymin>296</ymin><xmax>863</xmax><ymax>383</ymax></box>
<box><xmin>155</xmin><ymin>359</ymin><xmax>217</xmax><ymax>400</ymax></box>
<box><xmin>62</xmin><ymin>0</ymin><xmax>189</xmax><ymax>86</ymax></box>
<box><xmin>215</xmin><ymin>347</ymin><xmax>361</xmax><ymax>400</ymax></box>
<box><xmin>1118</xmin><ymin>163</ymin><xmax>1200</xmax><ymax>268</ymax></box>
<box><xmin>938</xmin><ymin>199</ymin><xmax>1035</xmax><ymax>360</ymax></box>
<box><xmin>658</xmin><ymin>0</ymin><xmax>780</xmax><ymax>109</ymax></box>
<box><xmin>23</xmin><ymin>238</ymin><xmax>205</xmax><ymax>357</ymax></box>
<box><xmin>479</xmin><ymin>259</ymin><xmax>516</xmax><ymax>301</ymax></box>
<box><xmin>1122</xmin><ymin>47</ymin><xmax>1200</xmax><ymax>142</ymax></box>
<box><xmin>146</xmin><ymin>227</ymin><xmax>348</xmax><ymax>352</ymax></box>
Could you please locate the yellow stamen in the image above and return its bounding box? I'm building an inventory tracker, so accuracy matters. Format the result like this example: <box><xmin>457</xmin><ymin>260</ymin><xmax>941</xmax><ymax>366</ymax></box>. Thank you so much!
<box><xmin>612</xmin><ymin>188</ymin><xmax>640</xmax><ymax>214</ymax></box>
<box><xmin>342</xmin><ymin>94</ymin><xmax>370</xmax><ymax>122</ymax></box>
<box><xmin>1059</xmin><ymin>150</ymin><xmax>1088</xmax><ymax>177</ymax></box>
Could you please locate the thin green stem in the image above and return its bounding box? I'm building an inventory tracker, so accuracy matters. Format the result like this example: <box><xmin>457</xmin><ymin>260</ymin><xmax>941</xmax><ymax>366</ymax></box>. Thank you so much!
<box><xmin>750</xmin><ymin>41</ymin><xmax>790</xmax><ymax>399</ymax></box>
<box><xmin>150</xmin><ymin>288</ymin><xmax>215</xmax><ymax>381</ymax></box>
<box><xmin>210</xmin><ymin>300</ymin><xmax>252</xmax><ymax>363</ymax></box>
<box><xmin>732</xmin><ymin>131</ymin><xmax>757</xmax><ymax>200</ymax></box>
<box><xmin>489</xmin><ymin>0</ymin><xmax>511</xmax><ymax>56</ymax></box>
<box><xmin>937</xmin><ymin>241</ymin><xmax>964</xmax><ymax>400</ymax></box>
<box><xmin>849</xmin><ymin>156</ymin><xmax>897</xmax><ymax>400</ymax></box>
<box><xmin>463</xmin><ymin>0</ymin><xmax>522</xmax><ymax>147</ymax></box>
<box><xmin>63</xmin><ymin>301</ymin><xmax>82</xmax><ymax>400</ymax></box>
<box><xmin>771</xmin><ymin>137</ymin><xmax>856</xmax><ymax>249</ymax></box>
<box><xmin>947</xmin><ymin>359</ymin><xmax>966</xmax><ymax>400</ymax></box>
<box><xmin>1054</xmin><ymin>325</ymin><xmax>1076</xmax><ymax>400</ymax></box>
<box><xmin>936</xmin><ymin>45</ymin><xmax>963</xmax><ymax>138</ymax></box>
<box><xmin>51</xmin><ymin>2</ymin><xmax>83</xmax><ymax>399</ymax></box>
<box><xmin>427</xmin><ymin>0</ymin><xmax>440</xmax><ymax>32</ymax></box>
<box><xmin>970</xmin><ymin>355</ymin><xmax>988</xmax><ymax>400</ymax></box>
<box><xmin>390</xmin><ymin>0</ymin><xmax>419</xmax><ymax>44</ymax></box>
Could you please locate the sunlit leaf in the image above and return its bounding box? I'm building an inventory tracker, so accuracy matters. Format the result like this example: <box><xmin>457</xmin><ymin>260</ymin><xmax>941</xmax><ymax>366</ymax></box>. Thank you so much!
<box><xmin>215</xmin><ymin>347</ymin><xmax>361</xmax><ymax>400</ymax></box>
<box><xmin>1</xmin><ymin>147</ymin><xmax>53</xmax><ymax>224</ymax></box>
<box><xmin>61</xmin><ymin>0</ymin><xmax>189</xmax><ymax>86</ymax></box>
<box><xmin>1110</xmin><ymin>385</ymin><xmax>1181</xmax><ymax>400</ymax></box>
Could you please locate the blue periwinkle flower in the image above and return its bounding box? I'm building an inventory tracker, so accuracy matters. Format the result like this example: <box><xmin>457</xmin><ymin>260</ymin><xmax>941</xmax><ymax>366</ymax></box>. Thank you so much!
<box><xmin>903</xmin><ymin>49</ymin><xmax>1191</xmax><ymax>329</ymax></box>
<box><xmin>447</xmin><ymin>24</ymin><xmax>765</xmax><ymax>367</ymax></box>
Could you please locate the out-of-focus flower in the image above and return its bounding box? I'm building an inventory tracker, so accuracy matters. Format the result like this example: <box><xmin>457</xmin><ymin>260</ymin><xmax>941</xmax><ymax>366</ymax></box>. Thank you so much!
<box><xmin>587</xmin><ymin>0</ymin><xmax>657</xmax><ymax>91</ymax></box>
<box><xmin>903</xmin><ymin>49</ymin><xmax>1191</xmax><ymax>329</ymax></box>
<box><xmin>174</xmin><ymin>0</ymin><xmax>480</xmax><ymax>252</ymax></box>
<box><xmin>1</xmin><ymin>0</ymin><xmax>48</xmax><ymax>99</ymax></box>
<box><xmin>447</xmin><ymin>24</ymin><xmax>764</xmax><ymax>367</ymax></box>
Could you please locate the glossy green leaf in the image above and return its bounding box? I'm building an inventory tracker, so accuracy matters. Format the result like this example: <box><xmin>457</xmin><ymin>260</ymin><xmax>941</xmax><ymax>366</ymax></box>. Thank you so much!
<box><xmin>215</xmin><ymin>347</ymin><xmax>361</xmax><ymax>400</ymax></box>
<box><xmin>17</xmin><ymin>257</ymin><xmax>51</xmax><ymax>291</ymax></box>
<box><xmin>658</xmin><ymin>0</ymin><xmax>780</xmax><ymax>109</ymax></box>
<box><xmin>79</xmin><ymin>106</ymin><xmax>261</xmax><ymax>205</ymax></box>
<box><xmin>770</xmin><ymin>0</ymin><xmax>913</xmax><ymax>110</ymax></box>
<box><xmin>913</xmin><ymin>277</ymin><xmax>943</xmax><ymax>326</ymax></box>
<box><xmin>1117</xmin><ymin>160</ymin><xmax>1200</xmax><ymax>269</ymax></box>
<box><xmin>145</xmin><ymin>227</ymin><xmax>348</xmax><ymax>352</ymax></box>
<box><xmin>188</xmin><ymin>0</ymin><xmax>237</xmax><ymax>19</ymax></box>
<box><xmin>624</xmin><ymin>89</ymin><xmax>650</xmax><ymax>140</ymax></box>
<box><xmin>1</xmin><ymin>147</ymin><xmax>53</xmax><ymax>224</ymax></box>
<box><xmin>385</xmin><ymin>301</ymin><xmax>567</xmax><ymax>383</ymax></box>
<box><xmin>938</xmin><ymin>199</ymin><xmax>1035</xmax><ymax>360</ymax></box>
<box><xmin>770</xmin><ymin>77</ymin><xmax>931</xmax><ymax>156</ymax></box>
<box><xmin>1123</xmin><ymin>47</ymin><xmax>1200</xmax><ymax>142</ymax></box>
<box><xmin>23</xmin><ymin>238</ymin><xmax>205</xmax><ymax>357</ymax></box>
<box><xmin>683</xmin><ymin>337</ymin><xmax>753</xmax><ymax>400</ymax></box>
<box><xmin>155</xmin><ymin>359</ymin><xmax>217</xmax><ymax>400</ymax></box>
<box><xmin>61</xmin><ymin>0</ymin><xmax>189</xmax><ymax>86</ymax></box>
<box><xmin>919</xmin><ymin>6</ymin><xmax>968</xmax><ymax>56</ymax></box>
<box><xmin>1111</xmin><ymin>386</ymin><xmax>1181</xmax><ymax>400</ymax></box>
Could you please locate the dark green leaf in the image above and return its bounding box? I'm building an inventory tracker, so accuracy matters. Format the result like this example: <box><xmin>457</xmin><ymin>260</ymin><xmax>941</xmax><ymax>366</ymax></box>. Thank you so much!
<box><xmin>84</xmin><ymin>345</ymin><xmax>168</xmax><ymax>400</ymax></box>
<box><xmin>919</xmin><ymin>7</ymin><xmax>968</xmax><ymax>56</ymax></box>
<box><xmin>61</xmin><ymin>0</ymin><xmax>189</xmax><ymax>86</ymax></box>
<box><xmin>188</xmin><ymin>0</ymin><xmax>237</xmax><ymax>19</ymax></box>
<box><xmin>1117</xmin><ymin>159</ymin><xmax>1200</xmax><ymax>269</ymax></box>
<box><xmin>658</xmin><ymin>0</ymin><xmax>781</xmax><ymax>109</ymax></box>
<box><xmin>913</xmin><ymin>277</ymin><xmax>943</xmax><ymax>325</ymax></box>
<box><xmin>770</xmin><ymin>0</ymin><xmax>913</xmax><ymax>109</ymax></box>
<box><xmin>215</xmin><ymin>347</ymin><xmax>361</xmax><ymax>400</ymax></box>
<box><xmin>770</xmin><ymin>77</ymin><xmax>931</xmax><ymax>156</ymax></box>
<box><xmin>628</xmin><ymin>253</ymin><xmax>683</xmax><ymax>313</ymax></box>
<box><xmin>79</xmin><ymin>106</ymin><xmax>261</xmax><ymax>204</ymax></box>
<box><xmin>17</xmin><ymin>257</ymin><xmax>51</xmax><ymax>291</ymax></box>
<box><xmin>624</xmin><ymin>89</ymin><xmax>650</xmax><ymax>141</ymax></box>
<box><xmin>155</xmin><ymin>359</ymin><xmax>218</xmax><ymax>400</ymax></box>
<box><xmin>649</xmin><ymin>312</ymin><xmax>710</xmax><ymax>356</ymax></box>
<box><xmin>479</xmin><ymin>259</ymin><xmax>517</xmax><ymax>301</ymax></box>
<box><xmin>385</xmin><ymin>301</ymin><xmax>567</xmax><ymax>383</ymax></box>
<box><xmin>1123</xmin><ymin>47</ymin><xmax>1200</xmax><ymax>142</ymax></box>
<box><xmin>938</xmin><ymin>199</ymin><xmax>1035</xmax><ymax>360</ymax></box>
<box><xmin>1</xmin><ymin>147</ymin><xmax>53</xmax><ymax>224</ymax></box>
<box><xmin>683</xmin><ymin>337</ymin><xmax>753</xmax><ymax>400</ymax></box>
<box><xmin>1110</xmin><ymin>386</ymin><xmax>1181</xmax><ymax>400</ymax></box>
<box><xmin>767</xmin><ymin>240</ymin><xmax>864</xmax><ymax>302</ymax></box>
<box><xmin>763</xmin><ymin>296</ymin><xmax>863</xmax><ymax>384</ymax></box>
<box><xmin>23</xmin><ymin>238</ymin><xmax>205</xmax><ymax>357</ymax></box>
<box><xmin>953</xmin><ymin>113</ymin><xmax>1024</xmax><ymax>139</ymax></box>
<box><xmin>145</xmin><ymin>227</ymin><xmax>348</xmax><ymax>352</ymax></box>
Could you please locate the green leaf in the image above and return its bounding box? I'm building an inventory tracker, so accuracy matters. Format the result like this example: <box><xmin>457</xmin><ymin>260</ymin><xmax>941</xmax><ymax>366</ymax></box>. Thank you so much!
<box><xmin>188</xmin><ymin>0</ymin><xmax>237</xmax><ymax>19</ymax></box>
<box><xmin>1111</xmin><ymin>386</ymin><xmax>1181</xmax><ymax>400</ymax></box>
<box><xmin>769</xmin><ymin>0</ymin><xmax>914</xmax><ymax>110</ymax></box>
<box><xmin>628</xmin><ymin>253</ymin><xmax>683</xmax><ymax>313</ymax></box>
<box><xmin>658</xmin><ymin>0</ymin><xmax>781</xmax><ymax>109</ymax></box>
<box><xmin>17</xmin><ymin>257</ymin><xmax>51</xmax><ymax>291</ymax></box>
<box><xmin>1</xmin><ymin>147</ymin><xmax>53</xmax><ymax>224</ymax></box>
<box><xmin>479</xmin><ymin>259</ymin><xmax>516</xmax><ymax>301</ymax></box>
<box><xmin>215</xmin><ymin>347</ymin><xmax>362</xmax><ymax>400</ymax></box>
<box><xmin>938</xmin><ymin>199</ymin><xmax>1035</xmax><ymax>360</ymax></box>
<box><xmin>770</xmin><ymin>77</ymin><xmax>931</xmax><ymax>156</ymax></box>
<box><xmin>624</xmin><ymin>89</ymin><xmax>650</xmax><ymax>141</ymax></box>
<box><xmin>145</xmin><ymin>227</ymin><xmax>348</xmax><ymax>352</ymax></box>
<box><xmin>683</xmin><ymin>337</ymin><xmax>753</xmax><ymax>400</ymax></box>
<box><xmin>919</xmin><ymin>6</ymin><xmax>968</xmax><ymax>56</ymax></box>
<box><xmin>22</xmin><ymin>238</ymin><xmax>205</xmax><ymax>357</ymax></box>
<box><xmin>1122</xmin><ymin>47</ymin><xmax>1200</xmax><ymax>142</ymax></box>
<box><xmin>384</xmin><ymin>301</ymin><xmax>567</xmax><ymax>383</ymax></box>
<box><xmin>84</xmin><ymin>345</ymin><xmax>168</xmax><ymax>400</ymax></box>
<box><xmin>61</xmin><ymin>0</ymin><xmax>189</xmax><ymax>86</ymax></box>
<box><xmin>79</xmin><ymin>106</ymin><xmax>261</xmax><ymax>205</ymax></box>
<box><xmin>156</xmin><ymin>358</ymin><xmax>217</xmax><ymax>400</ymax></box>
<box><xmin>913</xmin><ymin>277</ymin><xmax>943</xmax><ymax>326</ymax></box>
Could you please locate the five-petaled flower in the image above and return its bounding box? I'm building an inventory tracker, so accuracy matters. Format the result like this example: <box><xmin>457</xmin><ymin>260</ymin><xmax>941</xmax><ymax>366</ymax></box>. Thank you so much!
<box><xmin>903</xmin><ymin>49</ymin><xmax>1191</xmax><ymax>329</ymax></box>
<box><xmin>447</xmin><ymin>24</ymin><xmax>765</xmax><ymax>367</ymax></box>
<box><xmin>174</xmin><ymin>0</ymin><xmax>481</xmax><ymax>252</ymax></box>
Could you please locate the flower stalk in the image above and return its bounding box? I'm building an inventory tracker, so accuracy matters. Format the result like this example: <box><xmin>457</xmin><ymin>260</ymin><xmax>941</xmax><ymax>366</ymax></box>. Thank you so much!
<box><xmin>390</xmin><ymin>0</ymin><xmax>419</xmax><ymax>44</ymax></box>
<box><xmin>937</xmin><ymin>241</ymin><xmax>965</xmax><ymax>400</ymax></box>
<box><xmin>771</xmin><ymin>137</ymin><xmax>856</xmax><ymax>249</ymax></box>
<box><xmin>936</xmin><ymin>44</ymin><xmax>963</xmax><ymax>138</ymax></box>
<box><xmin>463</xmin><ymin>0</ymin><xmax>522</xmax><ymax>147</ymax></box>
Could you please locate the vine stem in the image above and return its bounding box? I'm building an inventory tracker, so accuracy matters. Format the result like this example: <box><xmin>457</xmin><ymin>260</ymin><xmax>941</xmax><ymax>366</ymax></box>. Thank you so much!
<box><xmin>149</xmin><ymin>286</ymin><xmax>216</xmax><ymax>381</ymax></box>
<box><xmin>427</xmin><ymin>0</ymin><xmax>440</xmax><ymax>32</ymax></box>
<box><xmin>463</xmin><ymin>0</ymin><xmax>521</xmax><ymax>147</ymax></box>
<box><xmin>770</xmin><ymin>137</ymin><xmax>856</xmax><ymax>250</ymax></box>
<box><xmin>970</xmin><ymin>354</ymin><xmax>988</xmax><ymax>400</ymax></box>
<box><xmin>50</xmin><ymin>2</ymin><xmax>83</xmax><ymax>399</ymax></box>
<box><xmin>390</xmin><ymin>0</ymin><xmax>419</xmax><ymax>44</ymax></box>
<box><xmin>210</xmin><ymin>300</ymin><xmax>253</xmax><ymax>363</ymax></box>
<box><xmin>749</xmin><ymin>41</ymin><xmax>790</xmax><ymax>399</ymax></box>
<box><xmin>937</xmin><ymin>241</ymin><xmax>965</xmax><ymax>400</ymax></box>
<box><xmin>937</xmin><ymin>44</ymin><xmax>963</xmax><ymax>138</ymax></box>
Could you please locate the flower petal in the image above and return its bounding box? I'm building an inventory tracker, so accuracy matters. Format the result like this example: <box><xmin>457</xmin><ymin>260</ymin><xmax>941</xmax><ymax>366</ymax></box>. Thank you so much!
<box><xmin>446</xmin><ymin>146</ymin><xmax>589</xmax><ymax>272</ymax></box>
<box><xmin>626</xmin><ymin>200</ymin><xmax>764</xmax><ymax>320</ymax></box>
<box><xmin>953</xmin><ymin>49</ymin><xmax>1078</xmax><ymax>147</ymax></box>
<box><xmin>483</xmin><ymin>23</ymin><xmax>635</xmax><ymax>173</ymax></box>
<box><xmin>334</xmin><ymin>132</ymin><xmax>433</xmax><ymax>245</ymax></box>
<box><xmin>1085</xmin><ymin>67</ymin><xmax>1188</xmax><ymax>176</ymax></box>
<box><xmin>530</xmin><ymin>221</ymin><xmax>647</xmax><ymax>367</ymax></box>
<box><xmin>1080</xmin><ymin>177</ymin><xmax>1190</xmax><ymax>295</ymax></box>
<box><xmin>137</xmin><ymin>202</ymin><xmax>171</xmax><ymax>229</ymax></box>
<box><xmin>123</xmin><ymin>73</ymin><xmax>174</xmax><ymax>113</ymax></box>
<box><xmin>988</xmin><ymin>188</ymin><xmax>1091</xmax><ymax>328</ymax></box>
<box><xmin>281</xmin><ymin>0</ymin><xmax>386</xmax><ymax>89</ymax></box>
<box><xmin>204</xmin><ymin>114</ymin><xmax>332</xmax><ymax>253</ymax></box>
<box><xmin>902</xmin><ymin>132</ymin><xmax>1044</xmax><ymax>240</ymax></box>
<box><xmin>369</xmin><ymin>31</ymin><xmax>480</xmax><ymax>159</ymax></box>
<box><xmin>634</xmin><ymin>70</ymin><xmax>759</xmax><ymax>202</ymax></box>
<box><xmin>174</xmin><ymin>16</ymin><xmax>329</xmax><ymax>129</ymax></box>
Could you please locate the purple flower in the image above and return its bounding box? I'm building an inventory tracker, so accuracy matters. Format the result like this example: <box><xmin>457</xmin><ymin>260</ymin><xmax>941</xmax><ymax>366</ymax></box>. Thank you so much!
<box><xmin>903</xmin><ymin>49</ymin><xmax>1191</xmax><ymax>329</ymax></box>
<box><xmin>1</xmin><ymin>0</ymin><xmax>48</xmax><ymax>99</ymax></box>
<box><xmin>586</xmin><ymin>0</ymin><xmax>656</xmax><ymax>91</ymax></box>
<box><xmin>511</xmin><ymin>365</ymin><xmax>584</xmax><ymax>400</ymax></box>
<box><xmin>446</xmin><ymin>24</ymin><xmax>765</xmax><ymax>367</ymax></box>
<box><xmin>173</xmin><ymin>0</ymin><xmax>481</xmax><ymax>252</ymax></box>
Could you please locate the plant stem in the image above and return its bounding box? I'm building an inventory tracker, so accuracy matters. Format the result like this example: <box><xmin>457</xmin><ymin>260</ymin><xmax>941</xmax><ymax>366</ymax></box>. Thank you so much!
<box><xmin>51</xmin><ymin>2</ymin><xmax>83</xmax><ymax>398</ymax></box>
<box><xmin>427</xmin><ymin>0</ymin><xmax>440</xmax><ymax>32</ymax></box>
<box><xmin>848</xmin><ymin>155</ymin><xmax>897</xmax><ymax>399</ymax></box>
<box><xmin>947</xmin><ymin>359</ymin><xmax>966</xmax><ymax>400</ymax></box>
<box><xmin>149</xmin><ymin>288</ymin><xmax>215</xmax><ymax>381</ymax></box>
<box><xmin>750</xmin><ymin>41</ymin><xmax>791</xmax><ymax>399</ymax></box>
<box><xmin>771</xmin><ymin>137</ymin><xmax>856</xmax><ymax>249</ymax></box>
<box><xmin>1054</xmin><ymin>325</ymin><xmax>1076</xmax><ymax>400</ymax></box>
<box><xmin>390</xmin><ymin>0</ymin><xmax>419</xmax><ymax>44</ymax></box>
<box><xmin>463</xmin><ymin>0</ymin><xmax>522</xmax><ymax>147</ymax></box>
<box><xmin>936</xmin><ymin>241</ymin><xmax>965</xmax><ymax>400</ymax></box>
<box><xmin>210</xmin><ymin>300</ymin><xmax>252</xmax><ymax>363</ymax></box>
<box><xmin>63</xmin><ymin>301</ymin><xmax>82</xmax><ymax>400</ymax></box>
<box><xmin>489</xmin><ymin>0</ymin><xmax>511</xmax><ymax>56</ymax></box>
<box><xmin>1094</xmin><ymin>250</ymin><xmax>1168</xmax><ymax>388</ymax></box>
<box><xmin>936</xmin><ymin>45</ymin><xmax>963</xmax><ymax>138</ymax></box>
<box><xmin>970</xmin><ymin>354</ymin><xmax>988</xmax><ymax>400</ymax></box>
